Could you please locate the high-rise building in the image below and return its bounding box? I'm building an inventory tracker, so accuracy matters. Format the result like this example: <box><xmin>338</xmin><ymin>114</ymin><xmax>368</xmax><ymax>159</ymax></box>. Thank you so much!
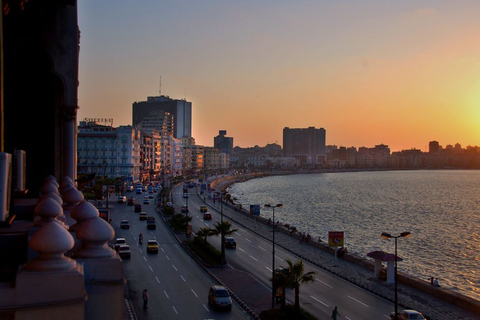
<box><xmin>132</xmin><ymin>95</ymin><xmax>191</xmax><ymax>139</ymax></box>
<box><xmin>429</xmin><ymin>141</ymin><xmax>441</xmax><ymax>154</ymax></box>
<box><xmin>214</xmin><ymin>130</ymin><xmax>234</xmax><ymax>155</ymax></box>
<box><xmin>283</xmin><ymin>127</ymin><xmax>326</xmax><ymax>165</ymax></box>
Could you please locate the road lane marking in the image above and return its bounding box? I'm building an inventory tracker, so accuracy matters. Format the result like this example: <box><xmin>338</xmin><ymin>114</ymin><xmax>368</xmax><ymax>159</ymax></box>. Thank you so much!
<box><xmin>191</xmin><ymin>289</ymin><xmax>198</xmax><ymax>297</ymax></box>
<box><xmin>164</xmin><ymin>291</ymin><xmax>169</xmax><ymax>299</ymax></box>
<box><xmin>143</xmin><ymin>256</ymin><xmax>147</xmax><ymax>262</ymax></box>
<box><xmin>258</xmin><ymin>246</ymin><xmax>267</xmax><ymax>251</ymax></box>
<box><xmin>275</xmin><ymin>255</ymin><xmax>284</xmax><ymax>261</ymax></box>
<box><xmin>245</xmin><ymin>238</ymin><xmax>252</xmax><ymax>242</ymax></box>
<box><xmin>155</xmin><ymin>276</ymin><xmax>160</xmax><ymax>283</ymax></box>
<box><xmin>149</xmin><ymin>265</ymin><xmax>153</xmax><ymax>272</ymax></box>
<box><xmin>161</xmin><ymin>248</ymin><xmax>165</xmax><ymax>252</ymax></box>
<box><xmin>348</xmin><ymin>295</ymin><xmax>369</xmax><ymax>308</ymax></box>
<box><xmin>172</xmin><ymin>264</ymin><xmax>178</xmax><ymax>271</ymax></box>
<box><xmin>203</xmin><ymin>304</ymin><xmax>209</xmax><ymax>311</ymax></box>
<box><xmin>238</xmin><ymin>247</ymin><xmax>245</xmax><ymax>252</ymax></box>
<box><xmin>315</xmin><ymin>278</ymin><xmax>333</xmax><ymax>288</ymax></box>
<box><xmin>172</xmin><ymin>306</ymin><xmax>178</xmax><ymax>314</ymax></box>
<box><xmin>181</xmin><ymin>275</ymin><xmax>186</xmax><ymax>282</ymax></box>
<box><xmin>249</xmin><ymin>255</ymin><xmax>258</xmax><ymax>261</ymax></box>
<box><xmin>235</xmin><ymin>232</ymin><xmax>241</xmax><ymax>236</ymax></box>
<box><xmin>166</xmin><ymin>255</ymin><xmax>170</xmax><ymax>260</ymax></box>
<box><xmin>139</xmin><ymin>248</ymin><xmax>143</xmax><ymax>253</ymax></box>
<box><xmin>266</xmin><ymin>267</ymin><xmax>272</xmax><ymax>272</ymax></box>
<box><xmin>310</xmin><ymin>295</ymin><xmax>329</xmax><ymax>307</ymax></box>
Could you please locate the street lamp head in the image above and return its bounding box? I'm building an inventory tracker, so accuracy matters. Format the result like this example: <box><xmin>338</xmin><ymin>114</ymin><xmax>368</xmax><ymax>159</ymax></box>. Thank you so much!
<box><xmin>400</xmin><ymin>231</ymin><xmax>411</xmax><ymax>238</ymax></box>
<box><xmin>264</xmin><ymin>204</ymin><xmax>271</xmax><ymax>208</ymax></box>
<box><xmin>275</xmin><ymin>204</ymin><xmax>283</xmax><ymax>208</ymax></box>
<box><xmin>381</xmin><ymin>232</ymin><xmax>392</xmax><ymax>239</ymax></box>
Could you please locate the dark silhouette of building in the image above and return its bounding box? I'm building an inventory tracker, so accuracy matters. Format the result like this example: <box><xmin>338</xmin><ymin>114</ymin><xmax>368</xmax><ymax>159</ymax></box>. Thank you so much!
<box><xmin>214</xmin><ymin>130</ymin><xmax>233</xmax><ymax>155</ymax></box>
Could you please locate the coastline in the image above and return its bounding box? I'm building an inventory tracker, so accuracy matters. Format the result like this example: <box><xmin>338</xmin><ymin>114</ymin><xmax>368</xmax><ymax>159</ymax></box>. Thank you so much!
<box><xmin>207</xmin><ymin>171</ymin><xmax>480</xmax><ymax>319</ymax></box>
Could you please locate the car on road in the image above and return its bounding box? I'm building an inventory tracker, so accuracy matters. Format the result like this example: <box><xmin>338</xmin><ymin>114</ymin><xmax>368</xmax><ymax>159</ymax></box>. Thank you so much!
<box><xmin>117</xmin><ymin>196</ymin><xmax>126</xmax><ymax>203</ymax></box>
<box><xmin>148</xmin><ymin>195</ymin><xmax>154</xmax><ymax>199</ymax></box>
<box><xmin>139</xmin><ymin>212</ymin><xmax>148</xmax><ymax>220</ymax></box>
<box><xmin>118</xmin><ymin>245</ymin><xmax>131</xmax><ymax>259</ymax></box>
<box><xmin>147</xmin><ymin>219</ymin><xmax>156</xmax><ymax>230</ymax></box>
<box><xmin>166</xmin><ymin>202</ymin><xmax>173</xmax><ymax>207</ymax></box>
<box><xmin>143</xmin><ymin>199</ymin><xmax>150</xmax><ymax>205</ymax></box>
<box><xmin>181</xmin><ymin>205</ymin><xmax>189</xmax><ymax>213</ymax></box>
<box><xmin>203</xmin><ymin>212</ymin><xmax>212</xmax><ymax>220</ymax></box>
<box><xmin>391</xmin><ymin>310</ymin><xmax>426</xmax><ymax>320</ymax></box>
<box><xmin>200</xmin><ymin>206</ymin><xmax>208</xmax><ymax>212</ymax></box>
<box><xmin>183</xmin><ymin>193</ymin><xmax>189</xmax><ymax>198</ymax></box>
<box><xmin>114</xmin><ymin>238</ymin><xmax>126</xmax><ymax>251</ymax></box>
<box><xmin>120</xmin><ymin>219</ymin><xmax>130</xmax><ymax>229</ymax></box>
<box><xmin>126</xmin><ymin>186</ymin><xmax>133</xmax><ymax>192</ymax></box>
<box><xmin>136</xmin><ymin>188</ymin><xmax>142</xmax><ymax>194</ymax></box>
<box><xmin>127</xmin><ymin>197</ymin><xmax>135</xmax><ymax>206</ymax></box>
<box><xmin>147</xmin><ymin>240</ymin><xmax>159</xmax><ymax>253</ymax></box>
<box><xmin>208</xmin><ymin>285</ymin><xmax>232</xmax><ymax>311</ymax></box>
<box><xmin>225</xmin><ymin>237</ymin><xmax>236</xmax><ymax>249</ymax></box>
<box><xmin>134</xmin><ymin>204</ymin><xmax>142</xmax><ymax>212</ymax></box>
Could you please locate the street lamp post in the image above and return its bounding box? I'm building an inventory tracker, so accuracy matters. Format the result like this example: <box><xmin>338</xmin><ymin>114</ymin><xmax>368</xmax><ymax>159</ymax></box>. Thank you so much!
<box><xmin>265</xmin><ymin>203</ymin><xmax>283</xmax><ymax>309</ymax></box>
<box><xmin>381</xmin><ymin>231</ymin><xmax>411</xmax><ymax>320</ymax></box>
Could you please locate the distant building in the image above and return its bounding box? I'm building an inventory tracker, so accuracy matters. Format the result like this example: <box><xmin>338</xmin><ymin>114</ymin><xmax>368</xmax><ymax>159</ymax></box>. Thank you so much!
<box><xmin>283</xmin><ymin>127</ymin><xmax>326</xmax><ymax>165</ymax></box>
<box><xmin>429</xmin><ymin>141</ymin><xmax>441</xmax><ymax>154</ymax></box>
<box><xmin>214</xmin><ymin>130</ymin><xmax>234</xmax><ymax>155</ymax></box>
<box><xmin>132</xmin><ymin>95</ymin><xmax>192</xmax><ymax>139</ymax></box>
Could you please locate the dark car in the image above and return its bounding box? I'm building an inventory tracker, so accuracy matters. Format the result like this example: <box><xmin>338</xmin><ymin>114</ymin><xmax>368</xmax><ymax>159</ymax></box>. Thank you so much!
<box><xmin>120</xmin><ymin>219</ymin><xmax>130</xmax><ymax>229</ymax></box>
<box><xmin>127</xmin><ymin>197</ymin><xmax>135</xmax><ymax>206</ymax></box>
<box><xmin>139</xmin><ymin>212</ymin><xmax>148</xmax><ymax>220</ymax></box>
<box><xmin>118</xmin><ymin>245</ymin><xmax>131</xmax><ymax>259</ymax></box>
<box><xmin>225</xmin><ymin>237</ymin><xmax>236</xmax><ymax>249</ymax></box>
<box><xmin>134</xmin><ymin>204</ymin><xmax>142</xmax><ymax>212</ymax></box>
<box><xmin>147</xmin><ymin>219</ymin><xmax>156</xmax><ymax>230</ymax></box>
<box><xmin>181</xmin><ymin>205</ymin><xmax>189</xmax><ymax>213</ymax></box>
<box><xmin>208</xmin><ymin>285</ymin><xmax>232</xmax><ymax>311</ymax></box>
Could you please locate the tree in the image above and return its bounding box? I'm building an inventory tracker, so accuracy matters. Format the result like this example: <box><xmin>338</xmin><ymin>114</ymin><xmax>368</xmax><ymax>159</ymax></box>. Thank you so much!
<box><xmin>197</xmin><ymin>227</ymin><xmax>214</xmax><ymax>243</ymax></box>
<box><xmin>212</xmin><ymin>221</ymin><xmax>238</xmax><ymax>266</ymax></box>
<box><xmin>280</xmin><ymin>259</ymin><xmax>316</xmax><ymax>314</ymax></box>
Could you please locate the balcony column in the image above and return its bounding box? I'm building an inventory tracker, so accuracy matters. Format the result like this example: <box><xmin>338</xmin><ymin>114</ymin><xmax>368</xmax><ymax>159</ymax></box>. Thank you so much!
<box><xmin>60</xmin><ymin>106</ymin><xmax>79</xmax><ymax>182</ymax></box>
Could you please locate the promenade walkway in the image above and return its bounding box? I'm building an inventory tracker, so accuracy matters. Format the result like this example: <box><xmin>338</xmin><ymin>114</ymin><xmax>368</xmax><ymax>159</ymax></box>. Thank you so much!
<box><xmin>205</xmin><ymin>176</ymin><xmax>480</xmax><ymax>320</ymax></box>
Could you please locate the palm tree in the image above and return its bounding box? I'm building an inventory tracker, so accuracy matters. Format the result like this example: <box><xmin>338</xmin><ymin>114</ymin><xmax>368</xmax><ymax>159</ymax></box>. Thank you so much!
<box><xmin>212</xmin><ymin>220</ymin><xmax>238</xmax><ymax>267</ymax></box>
<box><xmin>197</xmin><ymin>227</ymin><xmax>214</xmax><ymax>243</ymax></box>
<box><xmin>281</xmin><ymin>259</ymin><xmax>316</xmax><ymax>314</ymax></box>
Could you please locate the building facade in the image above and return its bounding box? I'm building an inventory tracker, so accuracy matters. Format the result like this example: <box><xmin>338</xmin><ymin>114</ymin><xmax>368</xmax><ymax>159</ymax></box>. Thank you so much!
<box><xmin>77</xmin><ymin>121</ymin><xmax>142</xmax><ymax>182</ymax></box>
<box><xmin>283</xmin><ymin>127</ymin><xmax>326</xmax><ymax>165</ymax></box>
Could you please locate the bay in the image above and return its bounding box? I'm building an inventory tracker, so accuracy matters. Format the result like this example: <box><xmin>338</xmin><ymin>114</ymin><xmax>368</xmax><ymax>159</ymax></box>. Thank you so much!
<box><xmin>228</xmin><ymin>170</ymin><xmax>480</xmax><ymax>301</ymax></box>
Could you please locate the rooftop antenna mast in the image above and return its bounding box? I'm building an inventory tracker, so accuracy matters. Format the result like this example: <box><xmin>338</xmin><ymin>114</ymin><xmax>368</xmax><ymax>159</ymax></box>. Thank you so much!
<box><xmin>159</xmin><ymin>76</ymin><xmax>162</xmax><ymax>96</ymax></box>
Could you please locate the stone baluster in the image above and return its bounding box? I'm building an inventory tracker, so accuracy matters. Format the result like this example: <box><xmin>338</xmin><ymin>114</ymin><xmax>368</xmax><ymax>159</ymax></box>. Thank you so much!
<box><xmin>72</xmin><ymin>197</ymin><xmax>123</xmax><ymax>320</ymax></box>
<box><xmin>73</xmin><ymin>202</ymin><xmax>115</xmax><ymax>258</ymax></box>
<box><xmin>62</xmin><ymin>186</ymin><xmax>84</xmax><ymax>226</ymax></box>
<box><xmin>16</xmin><ymin>197</ymin><xmax>86</xmax><ymax>319</ymax></box>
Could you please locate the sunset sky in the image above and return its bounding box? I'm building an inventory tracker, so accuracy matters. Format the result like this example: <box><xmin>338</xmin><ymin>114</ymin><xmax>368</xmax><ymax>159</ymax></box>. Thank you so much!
<box><xmin>77</xmin><ymin>1</ymin><xmax>480</xmax><ymax>152</ymax></box>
